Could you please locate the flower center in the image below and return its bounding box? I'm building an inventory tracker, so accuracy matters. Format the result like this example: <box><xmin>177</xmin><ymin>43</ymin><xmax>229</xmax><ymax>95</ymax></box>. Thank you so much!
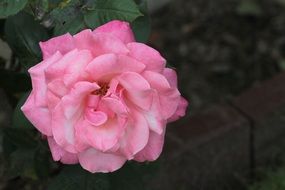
<box><xmin>92</xmin><ymin>82</ymin><xmax>110</xmax><ymax>96</ymax></box>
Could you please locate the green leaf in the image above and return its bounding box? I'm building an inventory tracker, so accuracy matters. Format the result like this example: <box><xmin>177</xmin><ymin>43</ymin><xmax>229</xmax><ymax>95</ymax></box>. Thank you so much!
<box><xmin>3</xmin><ymin>128</ymin><xmax>37</xmax><ymax>149</ymax></box>
<box><xmin>49</xmin><ymin>0</ymin><xmax>85</xmax><ymax>35</ymax></box>
<box><xmin>0</xmin><ymin>69</ymin><xmax>31</xmax><ymax>93</ymax></box>
<box><xmin>34</xmin><ymin>142</ymin><xmax>50</xmax><ymax>179</ymax></box>
<box><xmin>131</xmin><ymin>0</ymin><xmax>151</xmax><ymax>43</ymax></box>
<box><xmin>48</xmin><ymin>165</ymin><xmax>110</xmax><ymax>190</ymax></box>
<box><xmin>4</xmin><ymin>11</ymin><xmax>49</xmax><ymax>70</ymax></box>
<box><xmin>84</xmin><ymin>0</ymin><xmax>143</xmax><ymax>29</ymax></box>
<box><xmin>0</xmin><ymin>0</ymin><xmax>28</xmax><ymax>18</ymax></box>
<box><xmin>7</xmin><ymin>149</ymin><xmax>37</xmax><ymax>179</ymax></box>
<box><xmin>53</xmin><ymin>13</ymin><xmax>85</xmax><ymax>35</ymax></box>
<box><xmin>12</xmin><ymin>92</ymin><xmax>34</xmax><ymax>129</ymax></box>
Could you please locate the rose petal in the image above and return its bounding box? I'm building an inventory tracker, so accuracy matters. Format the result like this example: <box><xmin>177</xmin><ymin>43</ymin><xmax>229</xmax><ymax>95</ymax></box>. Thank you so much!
<box><xmin>119</xmin><ymin>110</ymin><xmax>149</xmax><ymax>159</ymax></box>
<box><xmin>93</xmin><ymin>20</ymin><xmax>135</xmax><ymax>44</ymax></box>
<box><xmin>134</xmin><ymin>130</ymin><xmax>165</xmax><ymax>162</ymax></box>
<box><xmin>21</xmin><ymin>92</ymin><xmax>52</xmax><ymax>136</ymax></box>
<box><xmin>40</xmin><ymin>33</ymin><xmax>75</xmax><ymax>59</ymax></box>
<box><xmin>29</xmin><ymin>52</ymin><xmax>63</xmax><ymax>107</ymax></box>
<box><xmin>144</xmin><ymin>92</ymin><xmax>165</xmax><ymax>134</ymax></box>
<box><xmin>85</xmin><ymin>54</ymin><xmax>145</xmax><ymax>81</ymax></box>
<box><xmin>118</xmin><ymin>72</ymin><xmax>153</xmax><ymax>110</ymax></box>
<box><xmin>143</xmin><ymin>71</ymin><xmax>171</xmax><ymax>92</ymax></box>
<box><xmin>168</xmin><ymin>97</ymin><xmax>188</xmax><ymax>122</ymax></box>
<box><xmin>85</xmin><ymin>109</ymin><xmax>108</xmax><ymax>126</ymax></box>
<box><xmin>47</xmin><ymin>137</ymin><xmax>78</xmax><ymax>164</ymax></box>
<box><xmin>45</xmin><ymin>49</ymin><xmax>93</xmax><ymax>87</ymax></box>
<box><xmin>74</xmin><ymin>30</ymin><xmax>129</xmax><ymax>57</ymax></box>
<box><xmin>127</xmin><ymin>42</ymin><xmax>166</xmax><ymax>72</ymax></box>
<box><xmin>52</xmin><ymin>82</ymin><xmax>99</xmax><ymax>153</ymax></box>
<box><xmin>101</xmin><ymin>97</ymin><xmax>128</xmax><ymax>115</ymax></box>
<box><xmin>162</xmin><ymin>68</ymin><xmax>178</xmax><ymax>88</ymax></box>
<box><xmin>78</xmin><ymin>148</ymin><xmax>126</xmax><ymax>173</ymax></box>
<box><xmin>78</xmin><ymin>117</ymin><xmax>125</xmax><ymax>152</ymax></box>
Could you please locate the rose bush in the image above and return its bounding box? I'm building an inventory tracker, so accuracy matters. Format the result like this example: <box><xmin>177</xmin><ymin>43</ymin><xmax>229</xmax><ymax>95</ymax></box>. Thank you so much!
<box><xmin>21</xmin><ymin>20</ymin><xmax>188</xmax><ymax>173</ymax></box>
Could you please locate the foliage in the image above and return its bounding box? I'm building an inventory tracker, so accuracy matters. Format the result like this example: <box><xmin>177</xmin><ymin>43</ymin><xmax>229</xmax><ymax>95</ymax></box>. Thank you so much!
<box><xmin>0</xmin><ymin>0</ymin><xmax>155</xmax><ymax>189</ymax></box>
<box><xmin>249</xmin><ymin>168</ymin><xmax>285</xmax><ymax>190</ymax></box>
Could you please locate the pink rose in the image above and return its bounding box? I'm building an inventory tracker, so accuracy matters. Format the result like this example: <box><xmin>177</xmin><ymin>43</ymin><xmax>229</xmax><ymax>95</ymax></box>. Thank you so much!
<box><xmin>21</xmin><ymin>20</ymin><xmax>188</xmax><ymax>173</ymax></box>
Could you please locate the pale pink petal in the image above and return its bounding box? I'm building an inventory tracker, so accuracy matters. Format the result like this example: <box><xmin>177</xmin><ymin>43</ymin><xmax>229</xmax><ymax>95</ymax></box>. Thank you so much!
<box><xmin>45</xmin><ymin>49</ymin><xmax>93</xmax><ymax>87</ymax></box>
<box><xmin>52</xmin><ymin>82</ymin><xmax>99</xmax><ymax>153</ymax></box>
<box><xmin>143</xmin><ymin>71</ymin><xmax>171</xmax><ymax>92</ymax></box>
<box><xmin>78</xmin><ymin>148</ymin><xmax>126</xmax><ymax>173</ymax></box>
<box><xmin>127</xmin><ymin>42</ymin><xmax>166</xmax><ymax>72</ymax></box>
<box><xmin>93</xmin><ymin>20</ymin><xmax>135</xmax><ymax>44</ymax></box>
<box><xmin>159</xmin><ymin>89</ymin><xmax>181</xmax><ymax>119</ymax></box>
<box><xmin>86</xmin><ymin>94</ymin><xmax>100</xmax><ymax>108</ymax></box>
<box><xmin>85</xmin><ymin>109</ymin><xmax>108</xmax><ymax>126</ymax></box>
<box><xmin>39</xmin><ymin>33</ymin><xmax>75</xmax><ymax>59</ymax></box>
<box><xmin>29</xmin><ymin>52</ymin><xmax>62</xmax><ymax>107</ymax></box>
<box><xmin>45</xmin><ymin>49</ymin><xmax>79</xmax><ymax>83</ymax></box>
<box><xmin>143</xmin><ymin>71</ymin><xmax>181</xmax><ymax>119</ymax></box>
<box><xmin>162</xmin><ymin>68</ymin><xmax>178</xmax><ymax>88</ymax></box>
<box><xmin>101</xmin><ymin>97</ymin><xmax>128</xmax><ymax>115</ymax></box>
<box><xmin>144</xmin><ymin>92</ymin><xmax>165</xmax><ymax>135</ymax></box>
<box><xmin>134</xmin><ymin>130</ymin><xmax>165</xmax><ymax>162</ymax></box>
<box><xmin>118</xmin><ymin>72</ymin><xmax>153</xmax><ymax>110</ymax></box>
<box><xmin>85</xmin><ymin>54</ymin><xmax>145</xmax><ymax>81</ymax></box>
<box><xmin>119</xmin><ymin>111</ymin><xmax>149</xmax><ymax>159</ymax></box>
<box><xmin>74</xmin><ymin>30</ymin><xmax>129</xmax><ymax>57</ymax></box>
<box><xmin>47</xmin><ymin>79</ymin><xmax>68</xmax><ymax>98</ymax></box>
<box><xmin>21</xmin><ymin>92</ymin><xmax>52</xmax><ymax>136</ymax></box>
<box><xmin>47</xmin><ymin>137</ymin><xmax>78</xmax><ymax>164</ymax></box>
<box><xmin>46</xmin><ymin>90</ymin><xmax>61</xmax><ymax>109</ymax></box>
<box><xmin>77</xmin><ymin>117</ymin><xmax>125</xmax><ymax>152</ymax></box>
<box><xmin>168</xmin><ymin>97</ymin><xmax>188</xmax><ymax>122</ymax></box>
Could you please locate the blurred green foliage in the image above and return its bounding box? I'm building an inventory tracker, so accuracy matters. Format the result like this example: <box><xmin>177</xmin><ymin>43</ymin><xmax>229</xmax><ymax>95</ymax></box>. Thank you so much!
<box><xmin>249</xmin><ymin>168</ymin><xmax>285</xmax><ymax>190</ymax></box>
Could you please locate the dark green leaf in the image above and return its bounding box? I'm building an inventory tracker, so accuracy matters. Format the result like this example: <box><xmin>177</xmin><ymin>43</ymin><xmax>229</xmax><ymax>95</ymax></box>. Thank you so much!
<box><xmin>109</xmin><ymin>161</ymin><xmax>160</xmax><ymax>190</ymax></box>
<box><xmin>34</xmin><ymin>142</ymin><xmax>50</xmax><ymax>178</ymax></box>
<box><xmin>84</xmin><ymin>0</ymin><xmax>142</xmax><ymax>29</ymax></box>
<box><xmin>0</xmin><ymin>0</ymin><xmax>28</xmax><ymax>18</ymax></box>
<box><xmin>3</xmin><ymin>128</ymin><xmax>37</xmax><ymax>149</ymax></box>
<box><xmin>4</xmin><ymin>11</ymin><xmax>49</xmax><ymax>70</ymax></box>
<box><xmin>2</xmin><ymin>135</ymin><xmax>17</xmax><ymax>159</ymax></box>
<box><xmin>8</xmin><ymin>149</ymin><xmax>37</xmax><ymax>179</ymax></box>
<box><xmin>49</xmin><ymin>0</ymin><xmax>85</xmax><ymax>35</ymax></box>
<box><xmin>53</xmin><ymin>13</ymin><xmax>85</xmax><ymax>35</ymax></box>
<box><xmin>48</xmin><ymin>165</ymin><xmax>110</xmax><ymax>190</ymax></box>
<box><xmin>0</xmin><ymin>69</ymin><xmax>31</xmax><ymax>93</ymax></box>
<box><xmin>12</xmin><ymin>92</ymin><xmax>34</xmax><ymax>129</ymax></box>
<box><xmin>131</xmin><ymin>0</ymin><xmax>151</xmax><ymax>43</ymax></box>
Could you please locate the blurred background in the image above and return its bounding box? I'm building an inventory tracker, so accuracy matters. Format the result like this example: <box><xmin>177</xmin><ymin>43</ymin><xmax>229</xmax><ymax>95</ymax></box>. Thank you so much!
<box><xmin>1</xmin><ymin>0</ymin><xmax>285</xmax><ymax>189</ymax></box>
